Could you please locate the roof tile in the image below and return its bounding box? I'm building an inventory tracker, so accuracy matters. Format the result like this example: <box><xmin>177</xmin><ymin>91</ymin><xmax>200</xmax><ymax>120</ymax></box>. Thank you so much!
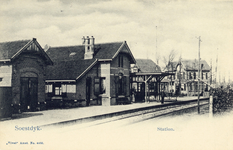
<box><xmin>0</xmin><ymin>40</ymin><xmax>30</xmax><ymax>60</ymax></box>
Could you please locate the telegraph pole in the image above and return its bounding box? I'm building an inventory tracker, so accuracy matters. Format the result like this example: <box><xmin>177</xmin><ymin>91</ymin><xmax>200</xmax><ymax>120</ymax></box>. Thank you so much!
<box><xmin>197</xmin><ymin>36</ymin><xmax>201</xmax><ymax>114</ymax></box>
<box><xmin>155</xmin><ymin>26</ymin><xmax>159</xmax><ymax>65</ymax></box>
<box><xmin>179</xmin><ymin>55</ymin><xmax>182</xmax><ymax>96</ymax></box>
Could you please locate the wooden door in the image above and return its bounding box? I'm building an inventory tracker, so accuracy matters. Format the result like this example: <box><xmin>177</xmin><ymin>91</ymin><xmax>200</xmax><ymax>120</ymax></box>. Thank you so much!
<box><xmin>86</xmin><ymin>77</ymin><xmax>91</xmax><ymax>106</ymax></box>
<box><xmin>20</xmin><ymin>77</ymin><xmax>38</xmax><ymax>111</ymax></box>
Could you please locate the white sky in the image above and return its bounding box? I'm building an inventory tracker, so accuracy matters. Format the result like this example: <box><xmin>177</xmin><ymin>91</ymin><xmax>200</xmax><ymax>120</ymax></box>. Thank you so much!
<box><xmin>0</xmin><ymin>0</ymin><xmax>232</xmax><ymax>82</ymax></box>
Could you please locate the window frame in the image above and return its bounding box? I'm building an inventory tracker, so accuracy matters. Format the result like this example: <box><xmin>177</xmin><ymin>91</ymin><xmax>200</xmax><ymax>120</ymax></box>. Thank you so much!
<box><xmin>118</xmin><ymin>55</ymin><xmax>123</xmax><ymax>68</ymax></box>
<box><xmin>94</xmin><ymin>77</ymin><xmax>106</xmax><ymax>95</ymax></box>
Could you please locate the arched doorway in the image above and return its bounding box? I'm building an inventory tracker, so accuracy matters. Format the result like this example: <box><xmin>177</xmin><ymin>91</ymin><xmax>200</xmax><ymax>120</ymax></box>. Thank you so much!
<box><xmin>20</xmin><ymin>72</ymin><xmax>38</xmax><ymax>112</ymax></box>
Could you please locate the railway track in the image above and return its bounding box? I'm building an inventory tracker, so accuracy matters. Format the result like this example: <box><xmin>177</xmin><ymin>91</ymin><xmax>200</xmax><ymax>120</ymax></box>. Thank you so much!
<box><xmin>72</xmin><ymin>98</ymin><xmax>210</xmax><ymax>127</ymax></box>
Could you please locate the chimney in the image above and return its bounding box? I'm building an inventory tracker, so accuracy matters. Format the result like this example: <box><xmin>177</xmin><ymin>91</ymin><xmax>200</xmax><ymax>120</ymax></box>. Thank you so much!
<box><xmin>84</xmin><ymin>36</ymin><xmax>95</xmax><ymax>59</ymax></box>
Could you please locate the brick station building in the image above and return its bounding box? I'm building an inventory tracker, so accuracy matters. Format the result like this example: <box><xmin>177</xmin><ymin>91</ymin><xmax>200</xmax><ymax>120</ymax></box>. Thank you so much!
<box><xmin>0</xmin><ymin>38</ymin><xmax>53</xmax><ymax>113</ymax></box>
<box><xmin>45</xmin><ymin>36</ymin><xmax>136</xmax><ymax>106</ymax></box>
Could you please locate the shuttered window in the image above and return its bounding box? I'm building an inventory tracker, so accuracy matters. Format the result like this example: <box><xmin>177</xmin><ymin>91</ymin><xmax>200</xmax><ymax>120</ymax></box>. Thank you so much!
<box><xmin>94</xmin><ymin>77</ymin><xmax>106</xmax><ymax>95</ymax></box>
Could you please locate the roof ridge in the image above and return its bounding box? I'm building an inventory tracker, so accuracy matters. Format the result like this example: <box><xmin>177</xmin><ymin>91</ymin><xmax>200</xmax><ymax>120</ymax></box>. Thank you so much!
<box><xmin>136</xmin><ymin>58</ymin><xmax>153</xmax><ymax>60</ymax></box>
<box><xmin>53</xmin><ymin>59</ymin><xmax>96</xmax><ymax>63</ymax></box>
<box><xmin>49</xmin><ymin>41</ymin><xmax>124</xmax><ymax>48</ymax></box>
<box><xmin>0</xmin><ymin>39</ymin><xmax>31</xmax><ymax>44</ymax></box>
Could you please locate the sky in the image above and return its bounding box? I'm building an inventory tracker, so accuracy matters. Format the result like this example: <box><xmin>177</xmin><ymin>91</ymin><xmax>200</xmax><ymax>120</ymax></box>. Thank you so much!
<box><xmin>0</xmin><ymin>0</ymin><xmax>232</xmax><ymax>82</ymax></box>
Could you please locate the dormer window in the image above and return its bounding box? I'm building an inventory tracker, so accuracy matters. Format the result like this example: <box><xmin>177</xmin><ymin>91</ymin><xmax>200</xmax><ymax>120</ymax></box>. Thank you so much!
<box><xmin>69</xmin><ymin>52</ymin><xmax>76</xmax><ymax>57</ymax></box>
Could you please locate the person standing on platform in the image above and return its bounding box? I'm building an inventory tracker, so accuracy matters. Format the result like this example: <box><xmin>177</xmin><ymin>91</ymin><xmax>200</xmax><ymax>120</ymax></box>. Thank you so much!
<box><xmin>161</xmin><ymin>89</ymin><xmax>165</xmax><ymax>104</ymax></box>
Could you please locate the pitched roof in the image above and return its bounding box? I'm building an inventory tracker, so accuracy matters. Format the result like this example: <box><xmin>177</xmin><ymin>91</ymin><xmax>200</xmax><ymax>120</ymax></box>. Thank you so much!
<box><xmin>46</xmin><ymin>42</ymin><xmax>133</xmax><ymax>61</ymax></box>
<box><xmin>135</xmin><ymin>59</ymin><xmax>161</xmax><ymax>73</ymax></box>
<box><xmin>182</xmin><ymin>59</ymin><xmax>210</xmax><ymax>71</ymax></box>
<box><xmin>46</xmin><ymin>41</ymin><xmax>136</xmax><ymax>80</ymax></box>
<box><xmin>165</xmin><ymin>59</ymin><xmax>211</xmax><ymax>72</ymax></box>
<box><xmin>0</xmin><ymin>40</ymin><xmax>30</xmax><ymax>60</ymax></box>
<box><xmin>46</xmin><ymin>59</ymin><xmax>97</xmax><ymax>80</ymax></box>
<box><xmin>0</xmin><ymin>39</ymin><xmax>53</xmax><ymax>65</ymax></box>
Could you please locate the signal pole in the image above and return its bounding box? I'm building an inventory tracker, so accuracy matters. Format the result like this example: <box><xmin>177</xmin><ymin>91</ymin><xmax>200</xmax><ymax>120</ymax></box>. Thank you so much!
<box><xmin>197</xmin><ymin>36</ymin><xmax>201</xmax><ymax>114</ymax></box>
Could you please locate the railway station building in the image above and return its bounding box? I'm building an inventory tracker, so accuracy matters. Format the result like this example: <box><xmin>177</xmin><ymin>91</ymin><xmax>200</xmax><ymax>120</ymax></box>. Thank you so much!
<box><xmin>45</xmin><ymin>36</ymin><xmax>136</xmax><ymax>106</ymax></box>
<box><xmin>0</xmin><ymin>38</ymin><xmax>53</xmax><ymax>114</ymax></box>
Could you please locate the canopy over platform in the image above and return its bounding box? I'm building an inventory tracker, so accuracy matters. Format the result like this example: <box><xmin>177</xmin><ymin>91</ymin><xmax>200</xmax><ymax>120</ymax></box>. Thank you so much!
<box><xmin>130</xmin><ymin>71</ymin><xmax>175</xmax><ymax>102</ymax></box>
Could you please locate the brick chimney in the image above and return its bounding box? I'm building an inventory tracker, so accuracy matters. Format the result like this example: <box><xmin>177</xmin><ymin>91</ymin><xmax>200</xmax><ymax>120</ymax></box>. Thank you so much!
<box><xmin>83</xmin><ymin>36</ymin><xmax>95</xmax><ymax>59</ymax></box>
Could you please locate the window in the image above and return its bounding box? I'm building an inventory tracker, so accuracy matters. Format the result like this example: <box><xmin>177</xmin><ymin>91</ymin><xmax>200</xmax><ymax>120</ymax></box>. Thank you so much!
<box><xmin>115</xmin><ymin>73</ymin><xmax>126</xmax><ymax>95</ymax></box>
<box><xmin>55</xmin><ymin>87</ymin><xmax>62</xmax><ymax>95</ymax></box>
<box><xmin>118</xmin><ymin>74</ymin><xmax>126</xmax><ymax>95</ymax></box>
<box><xmin>47</xmin><ymin>83</ymin><xmax>76</xmax><ymax>97</ymax></box>
<box><xmin>94</xmin><ymin>77</ymin><xmax>106</xmax><ymax>95</ymax></box>
<box><xmin>206</xmin><ymin>73</ymin><xmax>208</xmax><ymax>80</ymax></box>
<box><xmin>194</xmin><ymin>72</ymin><xmax>196</xmax><ymax>79</ymax></box>
<box><xmin>189</xmin><ymin>72</ymin><xmax>192</xmax><ymax>79</ymax></box>
<box><xmin>195</xmin><ymin>82</ymin><xmax>198</xmax><ymax>91</ymax></box>
<box><xmin>184</xmin><ymin>84</ymin><xmax>186</xmax><ymax>91</ymax></box>
<box><xmin>170</xmin><ymin>82</ymin><xmax>174</xmax><ymax>86</ymax></box>
<box><xmin>100</xmin><ymin>77</ymin><xmax>106</xmax><ymax>94</ymax></box>
<box><xmin>66</xmin><ymin>85</ymin><xmax>76</xmax><ymax>93</ymax></box>
<box><xmin>118</xmin><ymin>55</ymin><xmax>123</xmax><ymax>67</ymax></box>
<box><xmin>62</xmin><ymin>84</ymin><xmax>67</xmax><ymax>93</ymax></box>
<box><xmin>183</xmin><ymin>72</ymin><xmax>185</xmax><ymax>79</ymax></box>
<box><xmin>53</xmin><ymin>83</ymin><xmax>62</xmax><ymax>95</ymax></box>
<box><xmin>202</xmin><ymin>72</ymin><xmax>204</xmax><ymax>79</ymax></box>
<box><xmin>205</xmin><ymin>84</ymin><xmax>208</xmax><ymax>91</ymax></box>
<box><xmin>45</xmin><ymin>84</ymin><xmax>52</xmax><ymax>93</ymax></box>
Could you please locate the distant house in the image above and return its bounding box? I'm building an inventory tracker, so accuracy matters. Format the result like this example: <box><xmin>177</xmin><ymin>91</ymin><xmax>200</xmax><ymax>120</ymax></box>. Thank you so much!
<box><xmin>130</xmin><ymin>59</ymin><xmax>171</xmax><ymax>102</ymax></box>
<box><xmin>164</xmin><ymin>59</ymin><xmax>211</xmax><ymax>96</ymax></box>
<box><xmin>45</xmin><ymin>36</ymin><xmax>136</xmax><ymax>106</ymax></box>
<box><xmin>0</xmin><ymin>38</ymin><xmax>53</xmax><ymax>113</ymax></box>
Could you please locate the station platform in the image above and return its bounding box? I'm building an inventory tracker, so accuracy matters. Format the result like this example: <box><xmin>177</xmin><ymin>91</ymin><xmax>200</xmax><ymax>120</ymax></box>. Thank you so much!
<box><xmin>0</xmin><ymin>96</ymin><xmax>209</xmax><ymax>129</ymax></box>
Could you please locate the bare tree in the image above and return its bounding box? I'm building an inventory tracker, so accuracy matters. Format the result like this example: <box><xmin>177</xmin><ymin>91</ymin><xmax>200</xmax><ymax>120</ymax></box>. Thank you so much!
<box><xmin>163</xmin><ymin>49</ymin><xmax>177</xmax><ymax>71</ymax></box>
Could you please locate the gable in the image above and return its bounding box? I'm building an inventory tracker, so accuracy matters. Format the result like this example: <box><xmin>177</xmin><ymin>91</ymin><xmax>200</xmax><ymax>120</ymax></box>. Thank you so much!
<box><xmin>24</xmin><ymin>42</ymin><xmax>40</xmax><ymax>52</ymax></box>
<box><xmin>12</xmin><ymin>38</ymin><xmax>53</xmax><ymax>65</ymax></box>
<box><xmin>112</xmin><ymin>42</ymin><xmax>136</xmax><ymax>64</ymax></box>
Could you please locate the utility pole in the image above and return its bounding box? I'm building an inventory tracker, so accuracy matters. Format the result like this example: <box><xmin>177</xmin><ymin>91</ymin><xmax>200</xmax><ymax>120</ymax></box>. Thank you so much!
<box><xmin>215</xmin><ymin>50</ymin><xmax>218</xmax><ymax>88</ymax></box>
<box><xmin>179</xmin><ymin>55</ymin><xmax>182</xmax><ymax>96</ymax></box>
<box><xmin>197</xmin><ymin>36</ymin><xmax>201</xmax><ymax>114</ymax></box>
<box><xmin>155</xmin><ymin>26</ymin><xmax>159</xmax><ymax>65</ymax></box>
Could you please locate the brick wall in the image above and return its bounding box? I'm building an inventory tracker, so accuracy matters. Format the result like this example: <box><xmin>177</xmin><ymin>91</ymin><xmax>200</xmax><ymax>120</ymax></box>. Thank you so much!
<box><xmin>11</xmin><ymin>54</ymin><xmax>47</xmax><ymax>107</ymax></box>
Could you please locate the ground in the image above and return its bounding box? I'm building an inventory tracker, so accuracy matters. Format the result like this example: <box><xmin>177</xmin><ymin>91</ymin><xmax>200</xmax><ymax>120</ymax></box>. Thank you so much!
<box><xmin>1</xmin><ymin>108</ymin><xmax>232</xmax><ymax>150</ymax></box>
